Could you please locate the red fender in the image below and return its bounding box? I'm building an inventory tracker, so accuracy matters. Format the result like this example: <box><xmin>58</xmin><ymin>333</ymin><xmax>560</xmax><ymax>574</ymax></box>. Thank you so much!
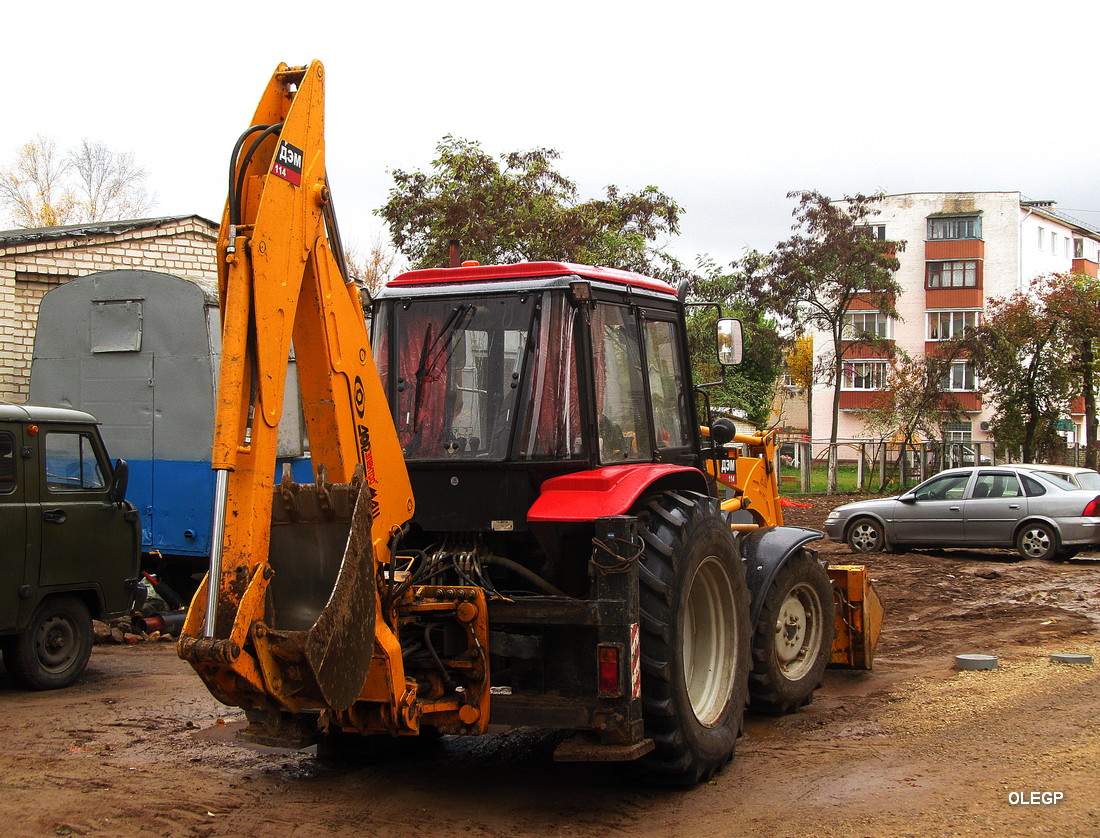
<box><xmin>527</xmin><ymin>464</ymin><xmax>708</xmax><ymax>523</ymax></box>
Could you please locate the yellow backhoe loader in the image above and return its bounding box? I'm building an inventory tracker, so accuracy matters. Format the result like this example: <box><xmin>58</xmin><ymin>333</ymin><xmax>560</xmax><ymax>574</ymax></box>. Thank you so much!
<box><xmin>179</xmin><ymin>60</ymin><xmax>881</xmax><ymax>785</ymax></box>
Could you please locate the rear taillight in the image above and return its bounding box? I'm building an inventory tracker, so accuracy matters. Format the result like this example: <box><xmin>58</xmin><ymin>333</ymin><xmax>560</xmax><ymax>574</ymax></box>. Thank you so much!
<box><xmin>1083</xmin><ymin>497</ymin><xmax>1100</xmax><ymax>517</ymax></box>
<box><xmin>597</xmin><ymin>644</ymin><xmax>622</xmax><ymax>698</ymax></box>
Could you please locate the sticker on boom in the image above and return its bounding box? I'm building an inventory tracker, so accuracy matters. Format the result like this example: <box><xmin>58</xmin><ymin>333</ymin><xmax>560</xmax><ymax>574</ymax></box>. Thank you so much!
<box><xmin>271</xmin><ymin>140</ymin><xmax>303</xmax><ymax>186</ymax></box>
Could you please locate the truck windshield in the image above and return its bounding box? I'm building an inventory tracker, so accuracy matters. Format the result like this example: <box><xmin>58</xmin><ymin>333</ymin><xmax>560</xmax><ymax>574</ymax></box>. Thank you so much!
<box><xmin>379</xmin><ymin>295</ymin><xmax>535</xmax><ymax>461</ymax></box>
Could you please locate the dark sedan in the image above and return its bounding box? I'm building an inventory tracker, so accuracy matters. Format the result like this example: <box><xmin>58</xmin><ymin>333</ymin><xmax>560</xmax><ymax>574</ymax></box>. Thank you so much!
<box><xmin>824</xmin><ymin>465</ymin><xmax>1100</xmax><ymax>560</ymax></box>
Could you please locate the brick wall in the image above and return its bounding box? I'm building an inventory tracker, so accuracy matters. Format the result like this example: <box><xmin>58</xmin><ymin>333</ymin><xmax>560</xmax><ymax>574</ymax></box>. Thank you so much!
<box><xmin>0</xmin><ymin>218</ymin><xmax>217</xmax><ymax>401</ymax></box>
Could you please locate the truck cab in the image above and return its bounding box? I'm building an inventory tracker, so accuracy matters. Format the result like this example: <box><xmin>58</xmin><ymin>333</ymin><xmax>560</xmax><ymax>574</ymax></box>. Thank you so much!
<box><xmin>0</xmin><ymin>404</ymin><xmax>140</xmax><ymax>689</ymax></box>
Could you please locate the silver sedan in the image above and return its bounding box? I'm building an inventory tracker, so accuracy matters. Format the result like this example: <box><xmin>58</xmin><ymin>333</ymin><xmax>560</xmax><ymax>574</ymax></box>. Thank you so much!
<box><xmin>824</xmin><ymin>465</ymin><xmax>1100</xmax><ymax>560</ymax></box>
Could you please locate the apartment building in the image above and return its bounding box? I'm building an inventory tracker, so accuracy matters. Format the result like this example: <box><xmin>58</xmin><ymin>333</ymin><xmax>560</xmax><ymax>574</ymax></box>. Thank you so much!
<box><xmin>808</xmin><ymin>192</ymin><xmax>1100</xmax><ymax>446</ymax></box>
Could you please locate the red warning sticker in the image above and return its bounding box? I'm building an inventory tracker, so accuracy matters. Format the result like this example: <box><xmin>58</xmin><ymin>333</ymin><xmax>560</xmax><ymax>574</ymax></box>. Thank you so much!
<box><xmin>271</xmin><ymin>140</ymin><xmax>303</xmax><ymax>186</ymax></box>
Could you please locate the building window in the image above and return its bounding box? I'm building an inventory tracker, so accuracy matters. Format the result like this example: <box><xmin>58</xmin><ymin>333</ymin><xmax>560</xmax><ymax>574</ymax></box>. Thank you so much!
<box><xmin>1038</xmin><ymin>227</ymin><xmax>1045</xmax><ymax>249</ymax></box>
<box><xmin>842</xmin><ymin>360</ymin><xmax>888</xmax><ymax>391</ymax></box>
<box><xmin>940</xmin><ymin>360</ymin><xmax>978</xmax><ymax>392</ymax></box>
<box><xmin>927</xmin><ymin>216</ymin><xmax>981</xmax><ymax>240</ymax></box>
<box><xmin>1065</xmin><ymin>237</ymin><xmax>1071</xmax><ymax>259</ymax></box>
<box><xmin>859</xmin><ymin>224</ymin><xmax>886</xmax><ymax>241</ymax></box>
<box><xmin>927</xmin><ymin>260</ymin><xmax>979</xmax><ymax>288</ymax></box>
<box><xmin>942</xmin><ymin>421</ymin><xmax>972</xmax><ymax>442</ymax></box>
<box><xmin>843</xmin><ymin>311</ymin><xmax>892</xmax><ymax>340</ymax></box>
<box><xmin>1074</xmin><ymin>238</ymin><xmax>1084</xmax><ymax>258</ymax></box>
<box><xmin>927</xmin><ymin>310</ymin><xmax>980</xmax><ymax>340</ymax></box>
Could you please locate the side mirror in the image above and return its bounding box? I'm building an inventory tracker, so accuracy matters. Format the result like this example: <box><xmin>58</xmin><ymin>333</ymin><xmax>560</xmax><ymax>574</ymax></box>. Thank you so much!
<box><xmin>109</xmin><ymin>458</ymin><xmax>129</xmax><ymax>505</ymax></box>
<box><xmin>716</xmin><ymin>318</ymin><xmax>743</xmax><ymax>366</ymax></box>
<box><xmin>710</xmin><ymin>417</ymin><xmax>736</xmax><ymax>446</ymax></box>
<box><xmin>898</xmin><ymin>492</ymin><xmax>916</xmax><ymax>504</ymax></box>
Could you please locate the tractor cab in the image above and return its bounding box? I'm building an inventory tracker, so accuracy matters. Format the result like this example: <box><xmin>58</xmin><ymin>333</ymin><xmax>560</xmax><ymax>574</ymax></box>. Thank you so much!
<box><xmin>372</xmin><ymin>262</ymin><xmax>708</xmax><ymax>537</ymax></box>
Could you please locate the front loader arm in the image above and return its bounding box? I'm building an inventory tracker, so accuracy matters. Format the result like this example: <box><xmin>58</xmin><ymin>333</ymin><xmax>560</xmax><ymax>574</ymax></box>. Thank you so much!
<box><xmin>179</xmin><ymin>61</ymin><xmax>414</xmax><ymax>715</ymax></box>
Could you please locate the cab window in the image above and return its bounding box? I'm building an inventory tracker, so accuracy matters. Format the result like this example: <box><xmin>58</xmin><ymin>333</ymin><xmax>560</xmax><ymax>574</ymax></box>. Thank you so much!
<box><xmin>0</xmin><ymin>431</ymin><xmax>15</xmax><ymax>494</ymax></box>
<box><xmin>44</xmin><ymin>432</ymin><xmax>106</xmax><ymax>491</ymax></box>
<box><xmin>593</xmin><ymin>305</ymin><xmax>652</xmax><ymax>462</ymax></box>
<box><xmin>643</xmin><ymin>319</ymin><xmax>691</xmax><ymax>448</ymax></box>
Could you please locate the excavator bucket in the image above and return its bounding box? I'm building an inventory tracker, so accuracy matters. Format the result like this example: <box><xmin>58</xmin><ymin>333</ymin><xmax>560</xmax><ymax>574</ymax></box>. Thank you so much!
<box><xmin>827</xmin><ymin>564</ymin><xmax>884</xmax><ymax>670</ymax></box>
<box><xmin>179</xmin><ymin>471</ymin><xmax>379</xmax><ymax>713</ymax></box>
<box><xmin>263</xmin><ymin>472</ymin><xmax>377</xmax><ymax>710</ymax></box>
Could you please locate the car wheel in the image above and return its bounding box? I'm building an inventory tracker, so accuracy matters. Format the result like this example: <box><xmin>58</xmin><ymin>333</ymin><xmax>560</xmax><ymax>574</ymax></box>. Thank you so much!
<box><xmin>3</xmin><ymin>596</ymin><xmax>93</xmax><ymax>690</ymax></box>
<box><xmin>1016</xmin><ymin>522</ymin><xmax>1058</xmax><ymax>561</ymax></box>
<box><xmin>846</xmin><ymin>517</ymin><xmax>884</xmax><ymax>553</ymax></box>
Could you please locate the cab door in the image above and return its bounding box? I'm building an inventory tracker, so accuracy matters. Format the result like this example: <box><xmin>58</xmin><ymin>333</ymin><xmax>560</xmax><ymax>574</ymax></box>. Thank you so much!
<box><xmin>37</xmin><ymin>426</ymin><xmax>136</xmax><ymax>611</ymax></box>
<box><xmin>0</xmin><ymin>427</ymin><xmax>27</xmax><ymax>631</ymax></box>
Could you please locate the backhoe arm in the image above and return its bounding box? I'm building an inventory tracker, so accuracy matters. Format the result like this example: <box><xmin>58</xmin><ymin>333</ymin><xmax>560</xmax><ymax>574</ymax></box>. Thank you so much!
<box><xmin>179</xmin><ymin>61</ymin><xmax>414</xmax><ymax>715</ymax></box>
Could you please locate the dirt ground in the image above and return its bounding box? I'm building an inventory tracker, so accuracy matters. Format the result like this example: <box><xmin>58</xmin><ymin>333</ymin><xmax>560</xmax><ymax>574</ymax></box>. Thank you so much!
<box><xmin>3</xmin><ymin>498</ymin><xmax>1098</xmax><ymax>838</ymax></box>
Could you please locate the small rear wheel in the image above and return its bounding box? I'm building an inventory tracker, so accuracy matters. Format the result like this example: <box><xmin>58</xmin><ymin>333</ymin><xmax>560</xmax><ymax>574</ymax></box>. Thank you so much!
<box><xmin>750</xmin><ymin>551</ymin><xmax>835</xmax><ymax>715</ymax></box>
<box><xmin>635</xmin><ymin>491</ymin><xmax>751</xmax><ymax>786</ymax></box>
<box><xmin>3</xmin><ymin>596</ymin><xmax>93</xmax><ymax>690</ymax></box>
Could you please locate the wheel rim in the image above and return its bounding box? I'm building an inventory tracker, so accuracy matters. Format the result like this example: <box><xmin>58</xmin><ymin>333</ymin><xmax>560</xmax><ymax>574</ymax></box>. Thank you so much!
<box><xmin>34</xmin><ymin>612</ymin><xmax>79</xmax><ymax>673</ymax></box>
<box><xmin>773</xmin><ymin>582</ymin><xmax>824</xmax><ymax>681</ymax></box>
<box><xmin>681</xmin><ymin>555</ymin><xmax>737</xmax><ymax>728</ymax></box>
<box><xmin>849</xmin><ymin>522</ymin><xmax>879</xmax><ymax>552</ymax></box>
<box><xmin>1020</xmin><ymin>527</ymin><xmax>1052</xmax><ymax>558</ymax></box>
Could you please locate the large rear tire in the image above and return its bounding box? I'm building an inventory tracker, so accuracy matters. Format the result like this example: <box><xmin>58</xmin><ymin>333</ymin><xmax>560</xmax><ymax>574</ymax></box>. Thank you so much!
<box><xmin>635</xmin><ymin>491</ymin><xmax>751</xmax><ymax>785</ymax></box>
<box><xmin>749</xmin><ymin>551</ymin><xmax>834</xmax><ymax>715</ymax></box>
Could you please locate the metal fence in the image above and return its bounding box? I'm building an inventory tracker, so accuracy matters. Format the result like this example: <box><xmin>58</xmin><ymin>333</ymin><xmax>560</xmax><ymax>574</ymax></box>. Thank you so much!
<box><xmin>773</xmin><ymin>440</ymin><xmax>1096</xmax><ymax>495</ymax></box>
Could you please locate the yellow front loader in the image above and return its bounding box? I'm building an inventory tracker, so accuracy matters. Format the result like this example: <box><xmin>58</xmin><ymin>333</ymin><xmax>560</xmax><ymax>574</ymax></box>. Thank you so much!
<box><xmin>703</xmin><ymin>424</ymin><xmax>883</xmax><ymax>670</ymax></box>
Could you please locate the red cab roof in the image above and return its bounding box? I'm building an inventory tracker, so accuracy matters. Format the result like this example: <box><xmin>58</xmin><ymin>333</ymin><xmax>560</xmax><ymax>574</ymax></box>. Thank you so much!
<box><xmin>386</xmin><ymin>261</ymin><xmax>678</xmax><ymax>297</ymax></box>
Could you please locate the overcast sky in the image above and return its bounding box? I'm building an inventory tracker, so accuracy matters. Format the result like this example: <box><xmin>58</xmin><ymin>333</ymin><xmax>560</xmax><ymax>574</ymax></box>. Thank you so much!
<box><xmin>6</xmin><ymin>0</ymin><xmax>1100</xmax><ymax>271</ymax></box>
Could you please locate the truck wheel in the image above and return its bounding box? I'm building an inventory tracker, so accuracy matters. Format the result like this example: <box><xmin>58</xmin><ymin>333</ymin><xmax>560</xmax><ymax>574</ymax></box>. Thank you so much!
<box><xmin>635</xmin><ymin>491</ymin><xmax>751</xmax><ymax>785</ymax></box>
<box><xmin>749</xmin><ymin>551</ymin><xmax>835</xmax><ymax>715</ymax></box>
<box><xmin>3</xmin><ymin>596</ymin><xmax>93</xmax><ymax>690</ymax></box>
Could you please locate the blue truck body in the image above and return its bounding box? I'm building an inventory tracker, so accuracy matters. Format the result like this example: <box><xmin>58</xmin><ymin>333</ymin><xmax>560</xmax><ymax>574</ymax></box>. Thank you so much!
<box><xmin>29</xmin><ymin>269</ymin><xmax>310</xmax><ymax>583</ymax></box>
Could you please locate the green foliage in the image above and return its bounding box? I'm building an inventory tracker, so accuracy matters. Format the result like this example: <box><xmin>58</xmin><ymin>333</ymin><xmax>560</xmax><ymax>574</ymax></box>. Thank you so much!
<box><xmin>686</xmin><ymin>257</ymin><xmax>784</xmax><ymax>429</ymax></box>
<box><xmin>753</xmin><ymin>191</ymin><xmax>904</xmax><ymax>339</ymax></box>
<box><xmin>377</xmin><ymin>136</ymin><xmax>684</xmax><ymax>278</ymax></box>
<box><xmin>967</xmin><ymin>272</ymin><xmax>1100</xmax><ymax>462</ymax></box>
<box><xmin>722</xmin><ymin>192</ymin><xmax>905</xmax><ymax>448</ymax></box>
<box><xmin>733</xmin><ymin>190</ymin><xmax>906</xmax><ymax>491</ymax></box>
<box><xmin>856</xmin><ymin>350</ymin><xmax>965</xmax><ymax>445</ymax></box>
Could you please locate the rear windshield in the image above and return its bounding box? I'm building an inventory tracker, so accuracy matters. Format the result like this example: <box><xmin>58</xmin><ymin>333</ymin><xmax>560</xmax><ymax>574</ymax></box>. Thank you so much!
<box><xmin>1030</xmin><ymin>471</ymin><xmax>1078</xmax><ymax>491</ymax></box>
<box><xmin>1072</xmin><ymin>471</ymin><xmax>1100</xmax><ymax>490</ymax></box>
